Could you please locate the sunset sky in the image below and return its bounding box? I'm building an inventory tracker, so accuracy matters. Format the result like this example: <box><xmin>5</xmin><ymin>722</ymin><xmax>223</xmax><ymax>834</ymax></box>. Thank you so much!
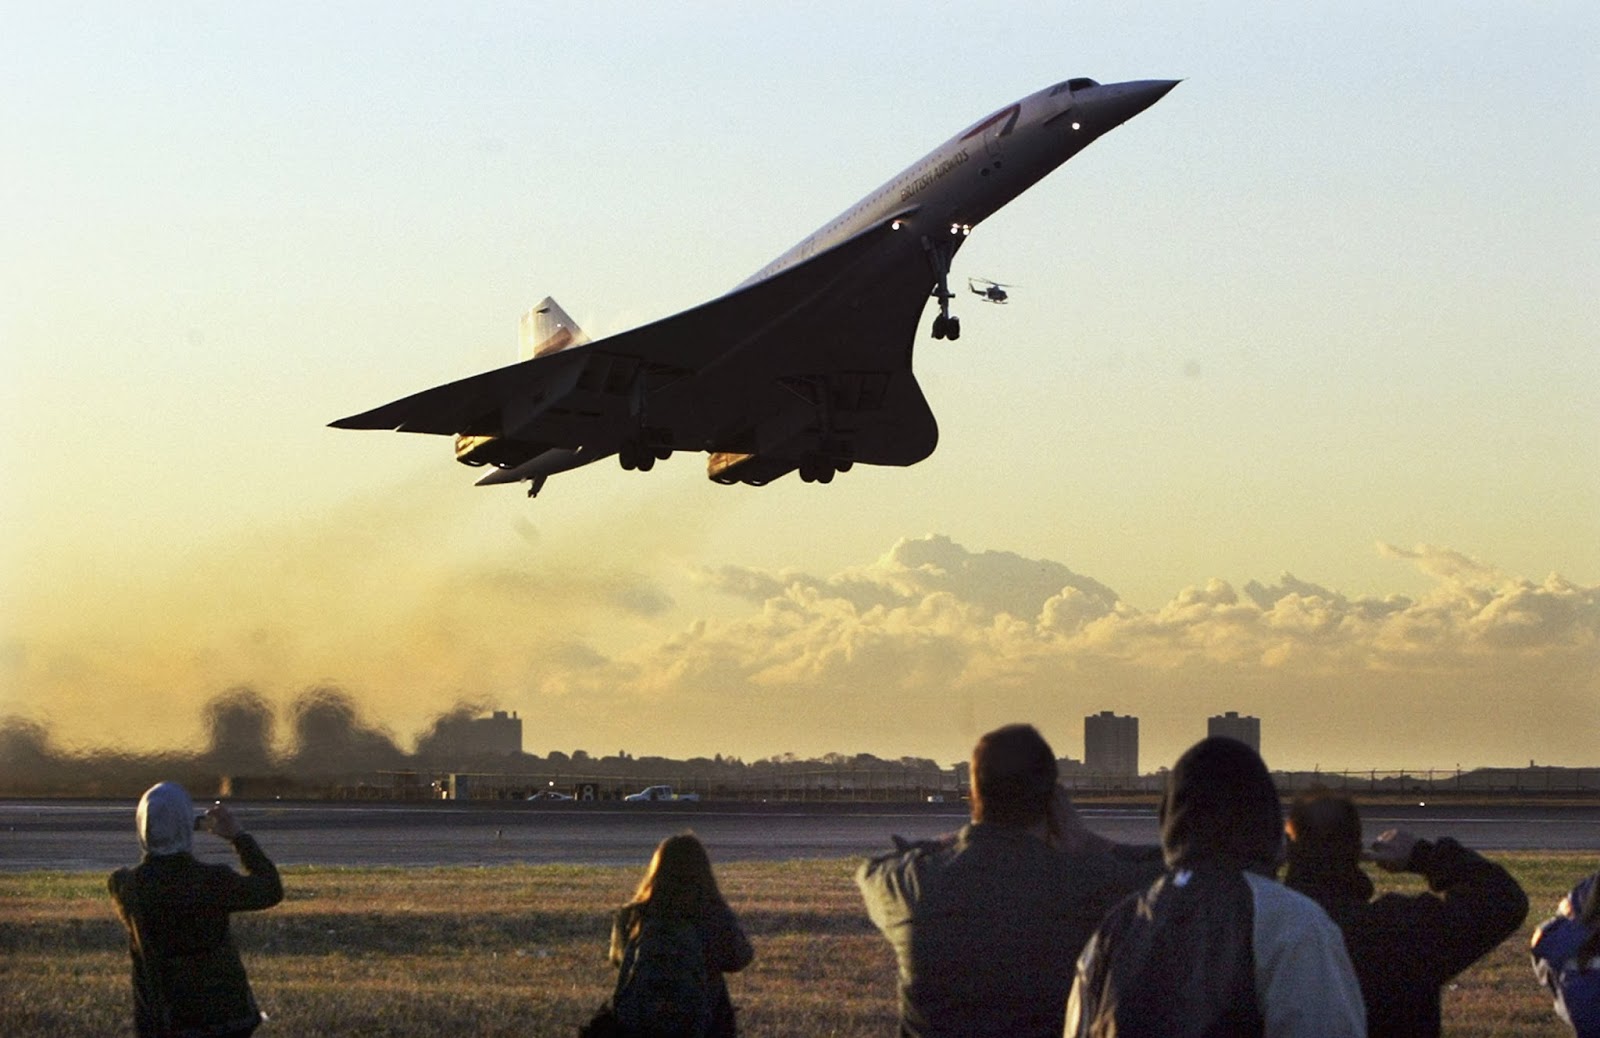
<box><xmin>4</xmin><ymin>3</ymin><xmax>1596</xmax><ymax>774</ymax></box>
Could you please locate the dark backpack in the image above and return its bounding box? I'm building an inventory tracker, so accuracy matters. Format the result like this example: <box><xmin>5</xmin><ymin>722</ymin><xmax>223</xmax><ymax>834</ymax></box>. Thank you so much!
<box><xmin>1070</xmin><ymin>870</ymin><xmax>1263</xmax><ymax>1038</ymax></box>
<box><xmin>613</xmin><ymin>914</ymin><xmax>712</xmax><ymax>1038</ymax></box>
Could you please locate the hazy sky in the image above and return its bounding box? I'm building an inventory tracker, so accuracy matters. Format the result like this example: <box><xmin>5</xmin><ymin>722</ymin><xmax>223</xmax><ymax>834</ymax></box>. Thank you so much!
<box><xmin>4</xmin><ymin>3</ymin><xmax>1596</xmax><ymax>773</ymax></box>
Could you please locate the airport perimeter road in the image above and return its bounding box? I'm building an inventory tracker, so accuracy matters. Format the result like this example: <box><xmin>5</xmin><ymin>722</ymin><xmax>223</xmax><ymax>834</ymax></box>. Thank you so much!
<box><xmin>1</xmin><ymin>799</ymin><xmax>1597</xmax><ymax>872</ymax></box>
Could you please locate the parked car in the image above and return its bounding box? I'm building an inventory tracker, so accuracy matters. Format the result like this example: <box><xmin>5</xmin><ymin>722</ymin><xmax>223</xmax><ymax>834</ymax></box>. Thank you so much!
<box><xmin>526</xmin><ymin>789</ymin><xmax>575</xmax><ymax>801</ymax></box>
<box><xmin>623</xmin><ymin>784</ymin><xmax>700</xmax><ymax>802</ymax></box>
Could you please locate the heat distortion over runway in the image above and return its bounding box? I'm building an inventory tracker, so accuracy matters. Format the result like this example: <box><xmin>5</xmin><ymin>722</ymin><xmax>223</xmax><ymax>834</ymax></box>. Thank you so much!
<box><xmin>1</xmin><ymin>799</ymin><xmax>1597</xmax><ymax>873</ymax></box>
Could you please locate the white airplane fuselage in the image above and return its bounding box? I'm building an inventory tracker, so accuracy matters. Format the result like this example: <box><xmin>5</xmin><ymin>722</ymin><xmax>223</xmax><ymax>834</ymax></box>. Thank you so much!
<box><xmin>741</xmin><ymin>77</ymin><xmax>1176</xmax><ymax>291</ymax></box>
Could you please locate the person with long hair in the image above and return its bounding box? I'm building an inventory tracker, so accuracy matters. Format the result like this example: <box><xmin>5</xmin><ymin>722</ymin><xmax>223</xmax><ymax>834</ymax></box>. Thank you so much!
<box><xmin>608</xmin><ymin>832</ymin><xmax>752</xmax><ymax>1037</ymax></box>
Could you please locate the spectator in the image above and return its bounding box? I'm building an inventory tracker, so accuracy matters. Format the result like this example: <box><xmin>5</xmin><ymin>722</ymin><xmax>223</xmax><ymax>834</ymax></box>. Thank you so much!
<box><xmin>1532</xmin><ymin>867</ymin><xmax>1600</xmax><ymax>1037</ymax></box>
<box><xmin>1283</xmin><ymin>789</ymin><xmax>1528</xmax><ymax>1037</ymax></box>
<box><xmin>609</xmin><ymin>832</ymin><xmax>753</xmax><ymax>1037</ymax></box>
<box><xmin>108</xmin><ymin>782</ymin><xmax>283</xmax><ymax>1038</ymax></box>
<box><xmin>856</xmin><ymin>723</ymin><xmax>1162</xmax><ymax>1038</ymax></box>
<box><xmin>1067</xmin><ymin>737</ymin><xmax>1365</xmax><ymax>1037</ymax></box>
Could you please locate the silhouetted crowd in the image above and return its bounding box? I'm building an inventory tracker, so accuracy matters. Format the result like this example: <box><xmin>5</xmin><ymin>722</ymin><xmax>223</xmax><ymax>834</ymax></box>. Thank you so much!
<box><xmin>113</xmin><ymin>726</ymin><xmax>1600</xmax><ymax>1037</ymax></box>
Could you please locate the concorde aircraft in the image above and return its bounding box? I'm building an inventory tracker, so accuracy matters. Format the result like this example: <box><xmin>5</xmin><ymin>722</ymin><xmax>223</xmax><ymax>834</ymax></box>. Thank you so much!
<box><xmin>331</xmin><ymin>77</ymin><xmax>1178</xmax><ymax>496</ymax></box>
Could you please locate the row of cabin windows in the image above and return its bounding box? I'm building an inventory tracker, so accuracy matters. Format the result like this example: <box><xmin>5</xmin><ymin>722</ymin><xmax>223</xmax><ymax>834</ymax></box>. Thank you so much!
<box><xmin>774</xmin><ymin>81</ymin><xmax>1104</xmax><ymax>274</ymax></box>
<box><xmin>766</xmin><ymin>136</ymin><xmax>975</xmax><ymax>277</ymax></box>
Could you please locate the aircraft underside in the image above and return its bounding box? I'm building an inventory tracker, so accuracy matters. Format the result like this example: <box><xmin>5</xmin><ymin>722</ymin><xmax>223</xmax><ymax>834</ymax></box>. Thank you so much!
<box><xmin>330</xmin><ymin>76</ymin><xmax>1178</xmax><ymax>498</ymax></box>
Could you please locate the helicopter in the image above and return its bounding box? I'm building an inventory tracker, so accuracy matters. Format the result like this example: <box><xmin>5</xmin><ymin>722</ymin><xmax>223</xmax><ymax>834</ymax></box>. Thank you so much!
<box><xmin>968</xmin><ymin>277</ymin><xmax>1014</xmax><ymax>304</ymax></box>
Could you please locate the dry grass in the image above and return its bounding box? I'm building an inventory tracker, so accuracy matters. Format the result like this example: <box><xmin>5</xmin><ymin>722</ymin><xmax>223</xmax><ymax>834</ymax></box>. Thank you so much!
<box><xmin>0</xmin><ymin>853</ymin><xmax>1588</xmax><ymax>1036</ymax></box>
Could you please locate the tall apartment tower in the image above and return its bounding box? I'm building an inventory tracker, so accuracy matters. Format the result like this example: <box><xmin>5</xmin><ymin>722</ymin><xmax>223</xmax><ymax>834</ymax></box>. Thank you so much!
<box><xmin>1208</xmin><ymin>711</ymin><xmax>1261</xmax><ymax>755</ymax></box>
<box><xmin>1084</xmin><ymin>711</ymin><xmax>1139</xmax><ymax>778</ymax></box>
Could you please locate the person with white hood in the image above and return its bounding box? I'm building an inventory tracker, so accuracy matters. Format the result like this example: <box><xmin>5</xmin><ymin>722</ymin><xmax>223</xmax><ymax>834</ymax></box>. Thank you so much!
<box><xmin>108</xmin><ymin>782</ymin><xmax>283</xmax><ymax>1038</ymax></box>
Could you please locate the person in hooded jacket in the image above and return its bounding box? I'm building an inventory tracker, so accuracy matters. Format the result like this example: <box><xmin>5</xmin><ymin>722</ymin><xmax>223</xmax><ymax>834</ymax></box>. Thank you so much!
<box><xmin>109</xmin><ymin>782</ymin><xmax>283</xmax><ymax>1038</ymax></box>
<box><xmin>1066</xmin><ymin>737</ymin><xmax>1366</xmax><ymax>1038</ymax></box>
<box><xmin>1283</xmin><ymin>790</ymin><xmax>1527</xmax><ymax>1038</ymax></box>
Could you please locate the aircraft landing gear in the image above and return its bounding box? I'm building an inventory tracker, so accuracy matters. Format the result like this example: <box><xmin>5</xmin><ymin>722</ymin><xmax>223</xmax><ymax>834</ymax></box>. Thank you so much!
<box><xmin>618</xmin><ymin>374</ymin><xmax>674</xmax><ymax>472</ymax></box>
<box><xmin>618</xmin><ymin>443</ymin><xmax>648</xmax><ymax>471</ymax></box>
<box><xmin>931</xmin><ymin>313</ymin><xmax>961</xmax><ymax>341</ymax></box>
<box><xmin>924</xmin><ymin>231</ymin><xmax>964</xmax><ymax>341</ymax></box>
<box><xmin>618</xmin><ymin>440</ymin><xmax>671</xmax><ymax>472</ymax></box>
<box><xmin>798</xmin><ymin>457</ymin><xmax>836</xmax><ymax>484</ymax></box>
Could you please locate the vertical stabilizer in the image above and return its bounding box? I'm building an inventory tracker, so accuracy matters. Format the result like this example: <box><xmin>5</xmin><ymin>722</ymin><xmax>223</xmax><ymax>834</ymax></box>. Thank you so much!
<box><xmin>519</xmin><ymin>297</ymin><xmax>591</xmax><ymax>361</ymax></box>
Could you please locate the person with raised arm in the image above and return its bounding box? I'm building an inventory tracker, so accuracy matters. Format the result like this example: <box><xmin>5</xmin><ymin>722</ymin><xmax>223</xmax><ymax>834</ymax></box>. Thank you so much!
<box><xmin>109</xmin><ymin>782</ymin><xmax>283</xmax><ymax>1038</ymax></box>
<box><xmin>857</xmin><ymin>723</ymin><xmax>1162</xmax><ymax>1038</ymax></box>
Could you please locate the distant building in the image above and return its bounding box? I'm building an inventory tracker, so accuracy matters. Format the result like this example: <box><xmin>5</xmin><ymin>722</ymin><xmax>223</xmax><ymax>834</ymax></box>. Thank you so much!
<box><xmin>1084</xmin><ymin>711</ymin><xmax>1138</xmax><ymax>778</ymax></box>
<box><xmin>467</xmin><ymin>710</ymin><xmax>523</xmax><ymax>755</ymax></box>
<box><xmin>1208</xmin><ymin>711</ymin><xmax>1260</xmax><ymax>754</ymax></box>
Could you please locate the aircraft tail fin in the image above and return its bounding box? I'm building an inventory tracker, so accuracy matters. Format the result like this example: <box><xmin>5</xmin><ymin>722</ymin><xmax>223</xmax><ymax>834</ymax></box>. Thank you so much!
<box><xmin>519</xmin><ymin>297</ymin><xmax>591</xmax><ymax>361</ymax></box>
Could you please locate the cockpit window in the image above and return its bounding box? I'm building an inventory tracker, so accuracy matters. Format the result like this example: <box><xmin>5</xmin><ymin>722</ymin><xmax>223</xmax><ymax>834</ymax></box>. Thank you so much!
<box><xmin>1049</xmin><ymin>78</ymin><xmax>1100</xmax><ymax>96</ymax></box>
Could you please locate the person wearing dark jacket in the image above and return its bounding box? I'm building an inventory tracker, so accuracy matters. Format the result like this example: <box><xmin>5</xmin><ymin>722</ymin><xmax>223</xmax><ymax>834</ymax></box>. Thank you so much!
<box><xmin>109</xmin><ymin>782</ymin><xmax>284</xmax><ymax>1038</ymax></box>
<box><xmin>857</xmin><ymin>723</ymin><xmax>1163</xmax><ymax>1038</ymax></box>
<box><xmin>609</xmin><ymin>832</ymin><xmax>753</xmax><ymax>1037</ymax></box>
<box><xmin>1067</xmin><ymin>737</ymin><xmax>1365</xmax><ymax>1038</ymax></box>
<box><xmin>1283</xmin><ymin>790</ymin><xmax>1528</xmax><ymax>1038</ymax></box>
<box><xmin>1530</xmin><ymin>867</ymin><xmax>1600</xmax><ymax>1036</ymax></box>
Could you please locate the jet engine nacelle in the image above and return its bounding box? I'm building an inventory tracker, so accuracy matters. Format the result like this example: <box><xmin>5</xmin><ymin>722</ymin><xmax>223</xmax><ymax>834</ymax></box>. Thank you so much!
<box><xmin>707</xmin><ymin>451</ymin><xmax>798</xmax><ymax>486</ymax></box>
<box><xmin>455</xmin><ymin>433</ymin><xmax>553</xmax><ymax>469</ymax></box>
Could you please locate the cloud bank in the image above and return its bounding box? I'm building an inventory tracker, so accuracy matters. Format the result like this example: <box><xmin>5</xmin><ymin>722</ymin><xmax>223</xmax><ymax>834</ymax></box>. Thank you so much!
<box><xmin>548</xmin><ymin>536</ymin><xmax>1597</xmax><ymax>768</ymax></box>
<box><xmin>4</xmin><ymin>508</ymin><xmax>1595</xmax><ymax>772</ymax></box>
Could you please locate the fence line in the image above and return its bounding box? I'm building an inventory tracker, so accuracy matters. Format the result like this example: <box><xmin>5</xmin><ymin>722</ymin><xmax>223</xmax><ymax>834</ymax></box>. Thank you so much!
<box><xmin>344</xmin><ymin>766</ymin><xmax>1600</xmax><ymax>801</ymax></box>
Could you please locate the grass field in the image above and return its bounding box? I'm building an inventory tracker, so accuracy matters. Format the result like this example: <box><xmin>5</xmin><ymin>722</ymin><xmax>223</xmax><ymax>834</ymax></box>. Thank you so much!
<box><xmin>0</xmin><ymin>853</ymin><xmax>1589</xmax><ymax>1036</ymax></box>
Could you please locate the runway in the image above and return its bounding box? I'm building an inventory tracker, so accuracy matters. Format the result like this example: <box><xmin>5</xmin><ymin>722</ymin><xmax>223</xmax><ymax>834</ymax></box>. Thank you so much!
<box><xmin>1</xmin><ymin>799</ymin><xmax>1596</xmax><ymax>873</ymax></box>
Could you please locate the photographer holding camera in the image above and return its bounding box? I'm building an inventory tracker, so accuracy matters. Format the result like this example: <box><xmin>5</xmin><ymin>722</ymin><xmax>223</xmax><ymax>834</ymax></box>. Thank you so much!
<box><xmin>109</xmin><ymin>782</ymin><xmax>284</xmax><ymax>1038</ymax></box>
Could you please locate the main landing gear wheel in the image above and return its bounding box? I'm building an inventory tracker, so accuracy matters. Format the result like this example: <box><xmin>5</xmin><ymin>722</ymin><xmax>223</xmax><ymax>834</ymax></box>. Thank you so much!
<box><xmin>798</xmin><ymin>459</ymin><xmax>836</xmax><ymax>484</ymax></box>
<box><xmin>931</xmin><ymin>314</ymin><xmax>961</xmax><ymax>340</ymax></box>
<box><xmin>618</xmin><ymin>441</ymin><xmax>669</xmax><ymax>471</ymax></box>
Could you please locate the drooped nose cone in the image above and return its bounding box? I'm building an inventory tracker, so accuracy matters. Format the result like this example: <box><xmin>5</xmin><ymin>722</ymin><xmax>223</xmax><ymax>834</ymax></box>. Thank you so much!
<box><xmin>1082</xmin><ymin>79</ymin><xmax>1180</xmax><ymax>130</ymax></box>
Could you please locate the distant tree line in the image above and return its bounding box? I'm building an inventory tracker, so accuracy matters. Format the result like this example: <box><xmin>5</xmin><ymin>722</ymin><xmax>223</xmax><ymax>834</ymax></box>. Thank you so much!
<box><xmin>0</xmin><ymin>686</ymin><xmax>948</xmax><ymax>798</ymax></box>
<box><xmin>5</xmin><ymin>687</ymin><xmax>1592</xmax><ymax>799</ymax></box>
